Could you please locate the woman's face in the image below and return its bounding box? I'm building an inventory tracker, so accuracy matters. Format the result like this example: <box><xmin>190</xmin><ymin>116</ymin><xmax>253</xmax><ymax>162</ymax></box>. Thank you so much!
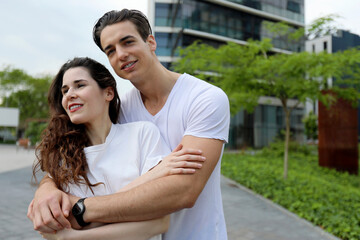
<box><xmin>61</xmin><ymin>67</ymin><xmax>113</xmax><ymax>126</ymax></box>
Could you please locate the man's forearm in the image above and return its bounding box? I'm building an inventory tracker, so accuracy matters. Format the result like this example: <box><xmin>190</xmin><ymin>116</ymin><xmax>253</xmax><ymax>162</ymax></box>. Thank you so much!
<box><xmin>84</xmin><ymin>174</ymin><xmax>197</xmax><ymax>223</ymax></box>
<box><xmin>83</xmin><ymin>137</ymin><xmax>224</xmax><ymax>224</ymax></box>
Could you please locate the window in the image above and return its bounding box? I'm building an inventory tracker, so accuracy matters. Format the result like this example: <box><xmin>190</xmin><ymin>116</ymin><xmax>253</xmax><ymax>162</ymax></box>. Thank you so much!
<box><xmin>287</xmin><ymin>1</ymin><xmax>300</xmax><ymax>13</ymax></box>
<box><xmin>323</xmin><ymin>41</ymin><xmax>328</xmax><ymax>51</ymax></box>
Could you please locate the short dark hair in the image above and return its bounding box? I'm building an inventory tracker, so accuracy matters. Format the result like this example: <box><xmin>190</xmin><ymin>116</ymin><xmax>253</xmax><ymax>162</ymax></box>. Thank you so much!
<box><xmin>93</xmin><ymin>9</ymin><xmax>152</xmax><ymax>51</ymax></box>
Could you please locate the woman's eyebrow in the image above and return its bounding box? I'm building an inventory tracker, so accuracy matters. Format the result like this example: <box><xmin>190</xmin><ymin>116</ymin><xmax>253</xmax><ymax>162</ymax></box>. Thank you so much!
<box><xmin>61</xmin><ymin>79</ymin><xmax>88</xmax><ymax>89</ymax></box>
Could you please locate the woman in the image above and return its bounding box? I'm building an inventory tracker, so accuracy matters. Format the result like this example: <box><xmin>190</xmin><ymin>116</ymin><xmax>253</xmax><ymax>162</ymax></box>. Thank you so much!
<box><xmin>32</xmin><ymin>57</ymin><xmax>204</xmax><ymax>240</ymax></box>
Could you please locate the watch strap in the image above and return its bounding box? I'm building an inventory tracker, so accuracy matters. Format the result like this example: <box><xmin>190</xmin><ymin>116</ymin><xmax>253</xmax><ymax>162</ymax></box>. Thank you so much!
<box><xmin>72</xmin><ymin>197</ymin><xmax>90</xmax><ymax>227</ymax></box>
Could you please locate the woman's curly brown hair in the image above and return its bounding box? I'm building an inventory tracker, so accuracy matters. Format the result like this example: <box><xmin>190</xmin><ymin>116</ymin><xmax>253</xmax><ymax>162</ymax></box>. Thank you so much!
<box><xmin>33</xmin><ymin>57</ymin><xmax>120</xmax><ymax>192</ymax></box>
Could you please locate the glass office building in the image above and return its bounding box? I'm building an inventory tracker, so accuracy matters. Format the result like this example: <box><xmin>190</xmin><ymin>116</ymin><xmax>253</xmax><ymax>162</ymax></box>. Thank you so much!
<box><xmin>151</xmin><ymin>0</ymin><xmax>305</xmax><ymax>148</ymax></box>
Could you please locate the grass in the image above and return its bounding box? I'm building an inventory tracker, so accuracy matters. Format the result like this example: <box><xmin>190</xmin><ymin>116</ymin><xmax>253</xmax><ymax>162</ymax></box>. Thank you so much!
<box><xmin>222</xmin><ymin>141</ymin><xmax>360</xmax><ymax>240</ymax></box>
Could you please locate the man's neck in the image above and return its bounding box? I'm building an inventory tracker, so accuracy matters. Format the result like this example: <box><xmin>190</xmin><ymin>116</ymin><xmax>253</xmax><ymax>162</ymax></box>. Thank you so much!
<box><xmin>135</xmin><ymin>64</ymin><xmax>181</xmax><ymax>116</ymax></box>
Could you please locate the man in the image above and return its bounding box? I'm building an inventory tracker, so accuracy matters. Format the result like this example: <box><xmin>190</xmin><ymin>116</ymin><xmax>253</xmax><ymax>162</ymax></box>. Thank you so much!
<box><xmin>28</xmin><ymin>9</ymin><xmax>230</xmax><ymax>240</ymax></box>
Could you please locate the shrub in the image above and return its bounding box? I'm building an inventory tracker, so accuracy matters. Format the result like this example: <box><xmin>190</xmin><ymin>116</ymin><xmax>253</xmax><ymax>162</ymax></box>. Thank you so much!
<box><xmin>302</xmin><ymin>111</ymin><xmax>318</xmax><ymax>141</ymax></box>
<box><xmin>222</xmin><ymin>144</ymin><xmax>360</xmax><ymax>240</ymax></box>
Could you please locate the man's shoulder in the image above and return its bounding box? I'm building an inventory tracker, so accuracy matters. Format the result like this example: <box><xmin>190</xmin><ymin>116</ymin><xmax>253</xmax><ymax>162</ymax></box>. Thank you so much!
<box><xmin>178</xmin><ymin>73</ymin><xmax>228</xmax><ymax>104</ymax></box>
<box><xmin>120</xmin><ymin>87</ymin><xmax>138</xmax><ymax>103</ymax></box>
<box><xmin>181</xmin><ymin>73</ymin><xmax>226</xmax><ymax>95</ymax></box>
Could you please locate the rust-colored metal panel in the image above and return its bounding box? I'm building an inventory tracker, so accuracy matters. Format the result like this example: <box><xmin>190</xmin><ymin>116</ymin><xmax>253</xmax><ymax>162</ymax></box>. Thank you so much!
<box><xmin>318</xmin><ymin>93</ymin><xmax>359</xmax><ymax>175</ymax></box>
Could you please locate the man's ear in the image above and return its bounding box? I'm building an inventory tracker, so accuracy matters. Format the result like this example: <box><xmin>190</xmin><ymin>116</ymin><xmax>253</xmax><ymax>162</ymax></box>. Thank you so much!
<box><xmin>147</xmin><ymin>35</ymin><xmax>157</xmax><ymax>51</ymax></box>
<box><xmin>105</xmin><ymin>87</ymin><xmax>115</xmax><ymax>101</ymax></box>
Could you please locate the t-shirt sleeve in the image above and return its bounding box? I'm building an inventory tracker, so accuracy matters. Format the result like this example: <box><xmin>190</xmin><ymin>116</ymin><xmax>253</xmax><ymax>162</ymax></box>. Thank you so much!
<box><xmin>184</xmin><ymin>87</ymin><xmax>230</xmax><ymax>143</ymax></box>
<box><xmin>139</xmin><ymin>122</ymin><xmax>171</xmax><ymax>175</ymax></box>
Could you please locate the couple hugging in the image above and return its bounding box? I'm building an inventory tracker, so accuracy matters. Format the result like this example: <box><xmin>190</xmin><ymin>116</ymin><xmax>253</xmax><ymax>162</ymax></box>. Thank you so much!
<box><xmin>28</xmin><ymin>8</ymin><xmax>230</xmax><ymax>240</ymax></box>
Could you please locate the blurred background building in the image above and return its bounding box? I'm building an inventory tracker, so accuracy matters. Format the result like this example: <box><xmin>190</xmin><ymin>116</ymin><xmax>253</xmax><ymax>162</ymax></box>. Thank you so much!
<box><xmin>0</xmin><ymin>107</ymin><xmax>19</xmax><ymax>142</ymax></box>
<box><xmin>148</xmin><ymin>0</ymin><xmax>305</xmax><ymax>148</ymax></box>
<box><xmin>306</xmin><ymin>29</ymin><xmax>360</xmax><ymax>139</ymax></box>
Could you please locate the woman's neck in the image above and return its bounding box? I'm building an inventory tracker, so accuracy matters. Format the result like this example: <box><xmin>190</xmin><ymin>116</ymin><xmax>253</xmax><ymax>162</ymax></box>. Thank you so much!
<box><xmin>85</xmin><ymin>119</ymin><xmax>112</xmax><ymax>146</ymax></box>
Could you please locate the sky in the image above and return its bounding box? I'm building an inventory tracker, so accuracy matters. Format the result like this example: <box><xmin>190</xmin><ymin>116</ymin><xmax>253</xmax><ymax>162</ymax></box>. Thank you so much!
<box><xmin>0</xmin><ymin>0</ymin><xmax>148</xmax><ymax>94</ymax></box>
<box><xmin>0</xmin><ymin>0</ymin><xmax>359</xmax><ymax>94</ymax></box>
<box><xmin>304</xmin><ymin>0</ymin><xmax>360</xmax><ymax>35</ymax></box>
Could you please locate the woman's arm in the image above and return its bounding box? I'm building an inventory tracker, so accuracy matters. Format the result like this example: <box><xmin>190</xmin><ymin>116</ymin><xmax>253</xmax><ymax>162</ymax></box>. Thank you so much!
<box><xmin>41</xmin><ymin>215</ymin><xmax>169</xmax><ymax>240</ymax></box>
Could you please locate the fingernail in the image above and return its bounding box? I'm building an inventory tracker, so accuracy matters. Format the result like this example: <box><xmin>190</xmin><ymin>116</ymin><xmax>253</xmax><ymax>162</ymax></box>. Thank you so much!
<box><xmin>64</xmin><ymin>210</ymin><xmax>69</xmax><ymax>216</ymax></box>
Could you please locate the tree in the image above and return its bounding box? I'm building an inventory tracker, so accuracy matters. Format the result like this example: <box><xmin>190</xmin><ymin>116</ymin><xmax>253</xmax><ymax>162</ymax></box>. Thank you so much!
<box><xmin>0</xmin><ymin>67</ymin><xmax>51</xmax><ymax>133</ymax></box>
<box><xmin>173</xmin><ymin>17</ymin><xmax>360</xmax><ymax>179</ymax></box>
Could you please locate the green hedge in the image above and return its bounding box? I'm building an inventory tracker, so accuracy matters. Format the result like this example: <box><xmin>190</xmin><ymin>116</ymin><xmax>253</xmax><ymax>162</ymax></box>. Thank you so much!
<box><xmin>222</xmin><ymin>142</ymin><xmax>360</xmax><ymax>240</ymax></box>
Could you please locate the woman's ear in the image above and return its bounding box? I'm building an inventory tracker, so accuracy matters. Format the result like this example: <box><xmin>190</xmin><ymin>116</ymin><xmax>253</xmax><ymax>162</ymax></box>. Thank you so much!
<box><xmin>105</xmin><ymin>87</ymin><xmax>115</xmax><ymax>101</ymax></box>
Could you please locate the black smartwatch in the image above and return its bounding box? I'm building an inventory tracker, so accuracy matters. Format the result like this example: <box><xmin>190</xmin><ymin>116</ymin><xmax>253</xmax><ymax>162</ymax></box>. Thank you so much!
<box><xmin>72</xmin><ymin>198</ymin><xmax>90</xmax><ymax>227</ymax></box>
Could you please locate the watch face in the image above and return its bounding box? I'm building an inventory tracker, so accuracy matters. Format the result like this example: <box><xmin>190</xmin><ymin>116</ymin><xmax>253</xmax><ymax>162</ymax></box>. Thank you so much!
<box><xmin>72</xmin><ymin>203</ymin><xmax>84</xmax><ymax>215</ymax></box>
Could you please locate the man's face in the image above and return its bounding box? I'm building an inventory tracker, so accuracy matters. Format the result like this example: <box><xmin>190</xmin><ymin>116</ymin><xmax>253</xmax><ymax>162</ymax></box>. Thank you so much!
<box><xmin>100</xmin><ymin>21</ymin><xmax>156</xmax><ymax>83</ymax></box>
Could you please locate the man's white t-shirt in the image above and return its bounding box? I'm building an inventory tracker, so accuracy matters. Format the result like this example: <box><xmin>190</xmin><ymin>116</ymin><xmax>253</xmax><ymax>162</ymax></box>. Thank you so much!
<box><xmin>66</xmin><ymin>122</ymin><xmax>170</xmax><ymax>240</ymax></box>
<box><xmin>120</xmin><ymin>73</ymin><xmax>230</xmax><ymax>240</ymax></box>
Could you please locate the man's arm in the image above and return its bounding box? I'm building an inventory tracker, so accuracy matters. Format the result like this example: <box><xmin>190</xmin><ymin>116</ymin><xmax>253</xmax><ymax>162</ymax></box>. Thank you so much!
<box><xmin>28</xmin><ymin>145</ymin><xmax>205</xmax><ymax>232</ymax></box>
<box><xmin>83</xmin><ymin>135</ymin><xmax>223</xmax><ymax>223</ymax></box>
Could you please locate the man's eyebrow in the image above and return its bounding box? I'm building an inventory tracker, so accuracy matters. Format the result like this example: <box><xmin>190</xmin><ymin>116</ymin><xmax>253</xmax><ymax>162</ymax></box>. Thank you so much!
<box><xmin>103</xmin><ymin>35</ymin><xmax>135</xmax><ymax>52</ymax></box>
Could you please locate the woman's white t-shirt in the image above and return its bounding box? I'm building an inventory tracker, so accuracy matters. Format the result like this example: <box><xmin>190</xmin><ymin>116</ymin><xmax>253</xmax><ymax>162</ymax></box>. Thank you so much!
<box><xmin>65</xmin><ymin>122</ymin><xmax>170</xmax><ymax>240</ymax></box>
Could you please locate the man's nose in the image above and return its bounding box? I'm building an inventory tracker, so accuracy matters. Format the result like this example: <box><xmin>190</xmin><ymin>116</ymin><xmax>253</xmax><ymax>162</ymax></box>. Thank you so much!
<box><xmin>116</xmin><ymin>46</ymin><xmax>129</xmax><ymax>61</ymax></box>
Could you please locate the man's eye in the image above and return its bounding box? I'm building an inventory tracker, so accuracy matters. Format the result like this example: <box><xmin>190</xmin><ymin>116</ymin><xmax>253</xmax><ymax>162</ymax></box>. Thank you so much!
<box><xmin>62</xmin><ymin>89</ymin><xmax>68</xmax><ymax>95</ymax></box>
<box><xmin>106</xmin><ymin>49</ymin><xmax>114</xmax><ymax>56</ymax></box>
<box><xmin>78</xmin><ymin>84</ymin><xmax>85</xmax><ymax>88</ymax></box>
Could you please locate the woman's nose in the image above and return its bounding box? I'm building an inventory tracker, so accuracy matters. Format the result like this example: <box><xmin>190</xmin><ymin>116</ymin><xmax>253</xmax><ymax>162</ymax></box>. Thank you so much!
<box><xmin>66</xmin><ymin>88</ymin><xmax>77</xmax><ymax>99</ymax></box>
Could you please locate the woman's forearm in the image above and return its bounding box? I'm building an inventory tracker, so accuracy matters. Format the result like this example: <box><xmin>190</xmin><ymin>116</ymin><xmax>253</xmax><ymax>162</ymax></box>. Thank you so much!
<box><xmin>68</xmin><ymin>216</ymin><xmax>169</xmax><ymax>240</ymax></box>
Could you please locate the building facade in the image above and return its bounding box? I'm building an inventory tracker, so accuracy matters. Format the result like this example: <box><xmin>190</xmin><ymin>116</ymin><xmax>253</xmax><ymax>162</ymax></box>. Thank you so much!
<box><xmin>305</xmin><ymin>29</ymin><xmax>360</xmax><ymax>140</ymax></box>
<box><xmin>149</xmin><ymin>0</ymin><xmax>305</xmax><ymax>148</ymax></box>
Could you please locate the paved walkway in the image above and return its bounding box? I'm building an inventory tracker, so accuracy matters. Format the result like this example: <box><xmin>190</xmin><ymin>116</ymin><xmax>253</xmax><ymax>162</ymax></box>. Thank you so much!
<box><xmin>0</xmin><ymin>144</ymin><xmax>340</xmax><ymax>240</ymax></box>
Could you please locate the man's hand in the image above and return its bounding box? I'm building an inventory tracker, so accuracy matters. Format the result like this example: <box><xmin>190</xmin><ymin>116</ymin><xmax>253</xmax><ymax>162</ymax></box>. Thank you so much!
<box><xmin>67</xmin><ymin>195</ymin><xmax>82</xmax><ymax>230</ymax></box>
<box><xmin>27</xmin><ymin>176</ymin><xmax>72</xmax><ymax>233</ymax></box>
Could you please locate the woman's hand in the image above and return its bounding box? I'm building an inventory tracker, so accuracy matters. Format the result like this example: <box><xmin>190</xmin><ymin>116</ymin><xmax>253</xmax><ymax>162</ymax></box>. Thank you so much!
<box><xmin>119</xmin><ymin>144</ymin><xmax>206</xmax><ymax>192</ymax></box>
<box><xmin>151</xmin><ymin>144</ymin><xmax>206</xmax><ymax>177</ymax></box>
